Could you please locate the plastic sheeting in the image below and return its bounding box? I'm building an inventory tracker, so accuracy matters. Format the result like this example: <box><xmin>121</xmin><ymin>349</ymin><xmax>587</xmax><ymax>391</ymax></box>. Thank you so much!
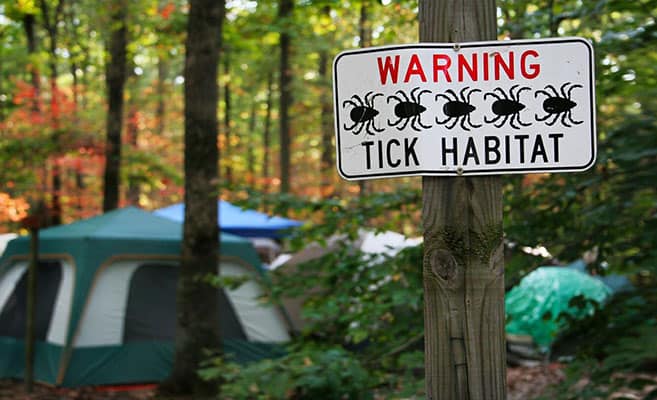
<box><xmin>505</xmin><ymin>266</ymin><xmax>612</xmax><ymax>350</ymax></box>
<box><xmin>154</xmin><ymin>201</ymin><xmax>302</xmax><ymax>239</ymax></box>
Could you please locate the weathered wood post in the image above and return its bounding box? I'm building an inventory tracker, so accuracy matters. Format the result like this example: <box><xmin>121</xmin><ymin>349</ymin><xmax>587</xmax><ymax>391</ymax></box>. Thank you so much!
<box><xmin>418</xmin><ymin>1</ymin><xmax>506</xmax><ymax>399</ymax></box>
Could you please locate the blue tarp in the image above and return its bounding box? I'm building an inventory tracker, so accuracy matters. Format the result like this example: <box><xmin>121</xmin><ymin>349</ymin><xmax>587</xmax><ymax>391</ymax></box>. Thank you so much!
<box><xmin>154</xmin><ymin>201</ymin><xmax>302</xmax><ymax>239</ymax></box>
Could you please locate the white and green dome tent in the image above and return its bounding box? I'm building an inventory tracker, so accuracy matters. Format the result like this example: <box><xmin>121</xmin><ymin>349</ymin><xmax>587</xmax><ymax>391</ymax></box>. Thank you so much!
<box><xmin>0</xmin><ymin>207</ymin><xmax>291</xmax><ymax>386</ymax></box>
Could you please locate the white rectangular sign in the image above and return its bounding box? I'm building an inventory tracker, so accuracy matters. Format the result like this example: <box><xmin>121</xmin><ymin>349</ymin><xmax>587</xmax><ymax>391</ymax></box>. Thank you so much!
<box><xmin>333</xmin><ymin>37</ymin><xmax>596</xmax><ymax>180</ymax></box>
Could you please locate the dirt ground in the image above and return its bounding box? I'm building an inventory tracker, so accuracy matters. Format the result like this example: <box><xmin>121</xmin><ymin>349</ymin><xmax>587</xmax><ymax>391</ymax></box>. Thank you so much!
<box><xmin>1</xmin><ymin>364</ymin><xmax>566</xmax><ymax>400</ymax></box>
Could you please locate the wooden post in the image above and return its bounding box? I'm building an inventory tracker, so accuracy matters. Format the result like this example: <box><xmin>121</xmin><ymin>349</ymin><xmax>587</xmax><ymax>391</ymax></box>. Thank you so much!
<box><xmin>419</xmin><ymin>1</ymin><xmax>506</xmax><ymax>399</ymax></box>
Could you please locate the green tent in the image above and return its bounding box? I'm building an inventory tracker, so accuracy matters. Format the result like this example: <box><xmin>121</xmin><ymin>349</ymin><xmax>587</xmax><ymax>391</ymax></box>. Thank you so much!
<box><xmin>505</xmin><ymin>266</ymin><xmax>612</xmax><ymax>350</ymax></box>
<box><xmin>0</xmin><ymin>207</ymin><xmax>291</xmax><ymax>386</ymax></box>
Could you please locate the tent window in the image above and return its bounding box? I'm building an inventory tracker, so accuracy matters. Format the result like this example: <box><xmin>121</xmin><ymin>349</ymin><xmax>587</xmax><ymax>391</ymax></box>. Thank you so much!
<box><xmin>123</xmin><ymin>264</ymin><xmax>247</xmax><ymax>342</ymax></box>
<box><xmin>0</xmin><ymin>261</ymin><xmax>62</xmax><ymax>340</ymax></box>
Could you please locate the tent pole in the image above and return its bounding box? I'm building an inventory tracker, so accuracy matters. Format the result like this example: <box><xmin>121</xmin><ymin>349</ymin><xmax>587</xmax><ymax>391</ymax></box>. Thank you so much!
<box><xmin>25</xmin><ymin>227</ymin><xmax>38</xmax><ymax>392</ymax></box>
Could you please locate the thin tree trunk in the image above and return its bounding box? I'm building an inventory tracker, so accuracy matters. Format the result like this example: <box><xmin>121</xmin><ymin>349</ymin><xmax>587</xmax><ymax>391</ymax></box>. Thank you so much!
<box><xmin>223</xmin><ymin>50</ymin><xmax>233</xmax><ymax>185</ymax></box>
<box><xmin>278</xmin><ymin>0</ymin><xmax>293</xmax><ymax>193</ymax></box>
<box><xmin>25</xmin><ymin>227</ymin><xmax>38</xmax><ymax>393</ymax></box>
<box><xmin>263</xmin><ymin>71</ymin><xmax>273</xmax><ymax>195</ymax></box>
<box><xmin>247</xmin><ymin>101</ymin><xmax>256</xmax><ymax>186</ymax></box>
<box><xmin>318</xmin><ymin>5</ymin><xmax>333</xmax><ymax>197</ymax></box>
<box><xmin>126</xmin><ymin>103</ymin><xmax>139</xmax><ymax>205</ymax></box>
<box><xmin>419</xmin><ymin>1</ymin><xmax>505</xmax><ymax>399</ymax></box>
<box><xmin>102</xmin><ymin>0</ymin><xmax>128</xmax><ymax>212</ymax></box>
<box><xmin>40</xmin><ymin>0</ymin><xmax>65</xmax><ymax>225</ymax></box>
<box><xmin>23</xmin><ymin>14</ymin><xmax>40</xmax><ymax>113</ymax></box>
<box><xmin>162</xmin><ymin>0</ymin><xmax>224</xmax><ymax>395</ymax></box>
<box><xmin>156</xmin><ymin>56</ymin><xmax>167</xmax><ymax>135</ymax></box>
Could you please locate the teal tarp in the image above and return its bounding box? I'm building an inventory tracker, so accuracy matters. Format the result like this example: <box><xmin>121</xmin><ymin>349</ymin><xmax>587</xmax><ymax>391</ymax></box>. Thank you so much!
<box><xmin>506</xmin><ymin>266</ymin><xmax>612</xmax><ymax>350</ymax></box>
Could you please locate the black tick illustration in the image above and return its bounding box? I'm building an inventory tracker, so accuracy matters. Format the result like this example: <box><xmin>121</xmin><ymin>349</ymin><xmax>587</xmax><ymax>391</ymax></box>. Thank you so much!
<box><xmin>435</xmin><ymin>87</ymin><xmax>482</xmax><ymax>131</ymax></box>
<box><xmin>484</xmin><ymin>84</ymin><xmax>531</xmax><ymax>129</ymax></box>
<box><xmin>387</xmin><ymin>87</ymin><xmax>431</xmax><ymax>131</ymax></box>
<box><xmin>535</xmin><ymin>82</ymin><xmax>583</xmax><ymax>127</ymax></box>
<box><xmin>343</xmin><ymin>91</ymin><xmax>384</xmax><ymax>135</ymax></box>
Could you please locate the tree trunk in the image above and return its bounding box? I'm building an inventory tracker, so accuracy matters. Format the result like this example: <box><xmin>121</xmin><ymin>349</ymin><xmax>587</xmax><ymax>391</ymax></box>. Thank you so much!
<box><xmin>102</xmin><ymin>0</ymin><xmax>128</xmax><ymax>212</ymax></box>
<box><xmin>247</xmin><ymin>101</ymin><xmax>256</xmax><ymax>186</ymax></box>
<box><xmin>162</xmin><ymin>0</ymin><xmax>224</xmax><ymax>395</ymax></box>
<box><xmin>419</xmin><ymin>1</ymin><xmax>506</xmax><ymax>399</ymax></box>
<box><xmin>278</xmin><ymin>0</ymin><xmax>293</xmax><ymax>193</ymax></box>
<box><xmin>318</xmin><ymin>5</ymin><xmax>334</xmax><ymax>197</ymax></box>
<box><xmin>263</xmin><ymin>70</ymin><xmax>273</xmax><ymax>195</ymax></box>
<box><xmin>223</xmin><ymin>51</ymin><xmax>233</xmax><ymax>185</ymax></box>
<box><xmin>126</xmin><ymin>103</ymin><xmax>139</xmax><ymax>205</ymax></box>
<box><xmin>156</xmin><ymin>56</ymin><xmax>167</xmax><ymax>135</ymax></box>
<box><xmin>39</xmin><ymin>0</ymin><xmax>65</xmax><ymax>225</ymax></box>
<box><xmin>23</xmin><ymin>14</ymin><xmax>40</xmax><ymax>113</ymax></box>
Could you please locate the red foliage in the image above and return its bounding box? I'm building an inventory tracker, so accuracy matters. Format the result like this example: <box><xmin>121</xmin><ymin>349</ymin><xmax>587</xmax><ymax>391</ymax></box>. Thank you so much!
<box><xmin>160</xmin><ymin>3</ymin><xmax>176</xmax><ymax>19</ymax></box>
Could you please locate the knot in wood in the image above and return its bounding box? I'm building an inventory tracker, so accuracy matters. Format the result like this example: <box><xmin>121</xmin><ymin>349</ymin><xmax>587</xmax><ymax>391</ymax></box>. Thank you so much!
<box><xmin>429</xmin><ymin>249</ymin><xmax>458</xmax><ymax>282</ymax></box>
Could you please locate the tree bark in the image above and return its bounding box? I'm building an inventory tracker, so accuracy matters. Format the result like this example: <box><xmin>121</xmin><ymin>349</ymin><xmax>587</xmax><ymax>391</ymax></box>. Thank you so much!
<box><xmin>156</xmin><ymin>56</ymin><xmax>167</xmax><ymax>135</ymax></box>
<box><xmin>39</xmin><ymin>0</ymin><xmax>65</xmax><ymax>225</ymax></box>
<box><xmin>278</xmin><ymin>0</ymin><xmax>293</xmax><ymax>193</ymax></box>
<box><xmin>163</xmin><ymin>0</ymin><xmax>224</xmax><ymax>395</ymax></box>
<box><xmin>419</xmin><ymin>1</ymin><xmax>505</xmax><ymax>399</ymax></box>
<box><xmin>102</xmin><ymin>0</ymin><xmax>128</xmax><ymax>212</ymax></box>
<box><xmin>23</xmin><ymin>14</ymin><xmax>40</xmax><ymax>113</ymax></box>
<box><xmin>223</xmin><ymin>50</ymin><xmax>233</xmax><ymax>185</ymax></box>
<box><xmin>247</xmin><ymin>101</ymin><xmax>256</xmax><ymax>186</ymax></box>
<box><xmin>318</xmin><ymin>5</ymin><xmax>334</xmax><ymax>197</ymax></box>
<box><xmin>126</xmin><ymin>103</ymin><xmax>139</xmax><ymax>205</ymax></box>
<box><xmin>263</xmin><ymin>70</ymin><xmax>273</xmax><ymax>195</ymax></box>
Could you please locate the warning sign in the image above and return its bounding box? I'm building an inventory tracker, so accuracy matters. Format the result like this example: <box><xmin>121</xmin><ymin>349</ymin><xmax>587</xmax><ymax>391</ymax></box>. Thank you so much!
<box><xmin>333</xmin><ymin>37</ymin><xmax>596</xmax><ymax>180</ymax></box>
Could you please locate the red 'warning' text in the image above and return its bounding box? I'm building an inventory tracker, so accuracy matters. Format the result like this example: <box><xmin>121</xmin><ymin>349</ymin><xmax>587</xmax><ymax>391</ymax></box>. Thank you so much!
<box><xmin>376</xmin><ymin>50</ymin><xmax>541</xmax><ymax>85</ymax></box>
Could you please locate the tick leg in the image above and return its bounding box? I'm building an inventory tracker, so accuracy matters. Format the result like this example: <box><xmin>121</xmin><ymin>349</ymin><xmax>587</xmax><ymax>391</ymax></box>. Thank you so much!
<box><xmin>465</xmin><ymin>88</ymin><xmax>481</xmax><ymax>103</ymax></box>
<box><xmin>412</xmin><ymin>87</ymin><xmax>431</xmax><ymax>103</ymax></box>
<box><xmin>535</xmin><ymin>112</ymin><xmax>552</xmax><ymax>122</ymax></box>
<box><xmin>446</xmin><ymin>116</ymin><xmax>459</xmax><ymax>130</ymax></box>
<box><xmin>459</xmin><ymin>116</ymin><xmax>471</xmax><ymax>131</ymax></box>
<box><xmin>545</xmin><ymin>84</ymin><xmax>559</xmax><ymax>98</ymax></box>
<box><xmin>388</xmin><ymin>116</ymin><xmax>402</xmax><ymax>127</ymax></box>
<box><xmin>515</xmin><ymin>86</ymin><xmax>530</xmax><ymax>102</ymax></box>
<box><xmin>436</xmin><ymin>93</ymin><xmax>453</xmax><ymax>104</ymax></box>
<box><xmin>352</xmin><ymin>122</ymin><xmax>364</xmax><ymax>135</ymax></box>
<box><xmin>397</xmin><ymin>117</ymin><xmax>410</xmax><ymax>131</ymax></box>
<box><xmin>561</xmin><ymin>112</ymin><xmax>572</xmax><ymax>128</ymax></box>
<box><xmin>493</xmin><ymin>87</ymin><xmax>508</xmax><ymax>100</ymax></box>
<box><xmin>387</xmin><ymin>95</ymin><xmax>402</xmax><ymax>106</ymax></box>
<box><xmin>534</xmin><ymin>89</ymin><xmax>550</xmax><ymax>100</ymax></box>
<box><xmin>485</xmin><ymin>113</ymin><xmax>501</xmax><ymax>124</ymax></box>
<box><xmin>395</xmin><ymin>90</ymin><xmax>410</xmax><ymax>102</ymax></box>
<box><xmin>467</xmin><ymin>113</ymin><xmax>481</xmax><ymax>129</ymax></box>
<box><xmin>372</xmin><ymin>118</ymin><xmax>384</xmax><ymax>133</ymax></box>
<box><xmin>494</xmin><ymin>114</ymin><xmax>509</xmax><ymax>128</ymax></box>
<box><xmin>343</xmin><ymin>99</ymin><xmax>358</xmax><ymax>109</ymax></box>
<box><xmin>444</xmin><ymin>89</ymin><xmax>459</xmax><ymax>101</ymax></box>
<box><xmin>436</xmin><ymin>114</ymin><xmax>453</xmax><ymax>125</ymax></box>
<box><xmin>516</xmin><ymin>112</ymin><xmax>531</xmax><ymax>127</ymax></box>
<box><xmin>567</xmin><ymin>110</ymin><xmax>583</xmax><ymax>125</ymax></box>
<box><xmin>559</xmin><ymin>83</ymin><xmax>570</xmax><ymax>99</ymax></box>
<box><xmin>363</xmin><ymin>91</ymin><xmax>374</xmax><ymax>105</ymax></box>
<box><xmin>545</xmin><ymin>113</ymin><xmax>559</xmax><ymax>127</ymax></box>
<box><xmin>416</xmin><ymin>115</ymin><xmax>431</xmax><ymax>130</ymax></box>
<box><xmin>484</xmin><ymin>92</ymin><xmax>501</xmax><ymax>102</ymax></box>
<box><xmin>566</xmin><ymin>84</ymin><xmax>583</xmax><ymax>101</ymax></box>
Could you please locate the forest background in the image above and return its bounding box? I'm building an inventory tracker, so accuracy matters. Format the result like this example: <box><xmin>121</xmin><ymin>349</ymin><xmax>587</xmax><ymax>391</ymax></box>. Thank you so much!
<box><xmin>0</xmin><ymin>0</ymin><xmax>656</xmax><ymax>398</ymax></box>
